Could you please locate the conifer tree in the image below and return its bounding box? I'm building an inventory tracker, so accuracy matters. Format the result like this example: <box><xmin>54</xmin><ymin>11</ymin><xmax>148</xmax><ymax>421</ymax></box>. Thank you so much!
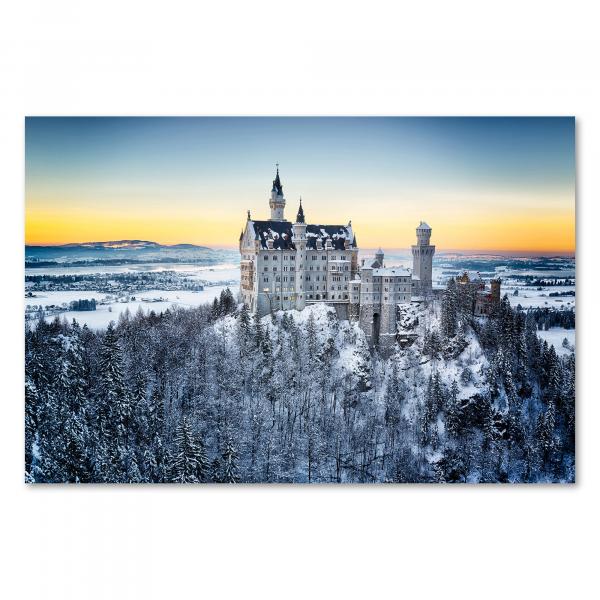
<box><xmin>220</xmin><ymin>430</ymin><xmax>240</xmax><ymax>483</ymax></box>
<box><xmin>171</xmin><ymin>416</ymin><xmax>201</xmax><ymax>483</ymax></box>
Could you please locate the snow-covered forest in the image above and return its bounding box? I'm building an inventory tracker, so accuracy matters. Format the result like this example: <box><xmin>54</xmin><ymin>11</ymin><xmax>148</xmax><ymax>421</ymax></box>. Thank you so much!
<box><xmin>25</xmin><ymin>285</ymin><xmax>575</xmax><ymax>483</ymax></box>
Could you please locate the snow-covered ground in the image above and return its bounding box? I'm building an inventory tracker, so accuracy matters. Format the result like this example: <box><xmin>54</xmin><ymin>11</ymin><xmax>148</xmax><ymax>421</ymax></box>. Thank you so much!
<box><xmin>537</xmin><ymin>328</ymin><xmax>575</xmax><ymax>357</ymax></box>
<box><xmin>28</xmin><ymin>285</ymin><xmax>239</xmax><ymax>330</ymax></box>
<box><xmin>506</xmin><ymin>286</ymin><xmax>575</xmax><ymax>309</ymax></box>
<box><xmin>25</xmin><ymin>262</ymin><xmax>240</xmax><ymax>282</ymax></box>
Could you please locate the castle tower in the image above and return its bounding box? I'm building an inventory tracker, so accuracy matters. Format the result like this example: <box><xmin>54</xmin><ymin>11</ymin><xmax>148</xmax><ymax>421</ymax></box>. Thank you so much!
<box><xmin>372</xmin><ymin>247</ymin><xmax>384</xmax><ymax>268</ymax></box>
<box><xmin>490</xmin><ymin>278</ymin><xmax>501</xmax><ymax>302</ymax></box>
<box><xmin>269</xmin><ymin>164</ymin><xmax>286</xmax><ymax>221</ymax></box>
<box><xmin>411</xmin><ymin>221</ymin><xmax>435</xmax><ymax>294</ymax></box>
<box><xmin>293</xmin><ymin>198</ymin><xmax>307</xmax><ymax>311</ymax></box>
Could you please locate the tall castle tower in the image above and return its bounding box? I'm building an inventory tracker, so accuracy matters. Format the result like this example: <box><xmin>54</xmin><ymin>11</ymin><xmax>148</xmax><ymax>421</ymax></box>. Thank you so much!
<box><xmin>411</xmin><ymin>221</ymin><xmax>435</xmax><ymax>294</ymax></box>
<box><xmin>269</xmin><ymin>164</ymin><xmax>286</xmax><ymax>221</ymax></box>
<box><xmin>293</xmin><ymin>198</ymin><xmax>307</xmax><ymax>311</ymax></box>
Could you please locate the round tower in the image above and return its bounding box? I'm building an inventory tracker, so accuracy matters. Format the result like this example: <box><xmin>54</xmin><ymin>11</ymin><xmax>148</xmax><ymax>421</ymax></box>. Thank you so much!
<box><xmin>269</xmin><ymin>164</ymin><xmax>286</xmax><ymax>221</ymax></box>
<box><xmin>411</xmin><ymin>221</ymin><xmax>435</xmax><ymax>294</ymax></box>
<box><xmin>416</xmin><ymin>221</ymin><xmax>432</xmax><ymax>245</ymax></box>
<box><xmin>293</xmin><ymin>198</ymin><xmax>307</xmax><ymax>311</ymax></box>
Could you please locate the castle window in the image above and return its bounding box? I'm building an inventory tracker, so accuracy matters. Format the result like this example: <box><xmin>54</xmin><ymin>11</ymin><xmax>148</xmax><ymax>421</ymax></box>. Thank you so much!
<box><xmin>273</xmin><ymin>255</ymin><xmax>278</xmax><ymax>261</ymax></box>
<box><xmin>264</xmin><ymin>267</ymin><xmax>268</xmax><ymax>272</ymax></box>
<box><xmin>273</xmin><ymin>267</ymin><xmax>277</xmax><ymax>272</ymax></box>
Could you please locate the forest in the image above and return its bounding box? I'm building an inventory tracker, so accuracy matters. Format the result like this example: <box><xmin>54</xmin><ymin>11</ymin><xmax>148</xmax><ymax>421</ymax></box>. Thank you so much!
<box><xmin>25</xmin><ymin>285</ymin><xmax>575</xmax><ymax>483</ymax></box>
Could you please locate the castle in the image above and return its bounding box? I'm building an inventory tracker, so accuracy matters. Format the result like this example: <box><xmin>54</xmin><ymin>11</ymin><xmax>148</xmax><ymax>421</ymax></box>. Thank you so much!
<box><xmin>239</xmin><ymin>168</ymin><xmax>499</xmax><ymax>350</ymax></box>
<box><xmin>456</xmin><ymin>272</ymin><xmax>502</xmax><ymax>316</ymax></box>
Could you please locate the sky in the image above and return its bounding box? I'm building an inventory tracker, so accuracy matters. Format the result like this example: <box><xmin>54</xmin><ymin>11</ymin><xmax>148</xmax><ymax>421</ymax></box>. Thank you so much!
<box><xmin>25</xmin><ymin>117</ymin><xmax>575</xmax><ymax>254</ymax></box>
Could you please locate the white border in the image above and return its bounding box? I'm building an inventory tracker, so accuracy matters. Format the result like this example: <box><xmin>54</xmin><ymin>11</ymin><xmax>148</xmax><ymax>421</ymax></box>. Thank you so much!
<box><xmin>1</xmin><ymin>2</ymin><xmax>598</xmax><ymax>598</ymax></box>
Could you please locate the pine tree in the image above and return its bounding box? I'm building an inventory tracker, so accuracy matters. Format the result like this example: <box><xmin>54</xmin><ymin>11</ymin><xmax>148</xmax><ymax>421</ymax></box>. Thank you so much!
<box><xmin>96</xmin><ymin>323</ymin><xmax>129</xmax><ymax>481</ymax></box>
<box><xmin>445</xmin><ymin>380</ymin><xmax>462</xmax><ymax>438</ymax></box>
<box><xmin>52</xmin><ymin>322</ymin><xmax>92</xmax><ymax>483</ymax></box>
<box><xmin>220</xmin><ymin>430</ymin><xmax>240</xmax><ymax>483</ymax></box>
<box><xmin>171</xmin><ymin>416</ymin><xmax>201</xmax><ymax>483</ymax></box>
<box><xmin>24</xmin><ymin>375</ymin><xmax>40</xmax><ymax>479</ymax></box>
<box><xmin>441</xmin><ymin>278</ymin><xmax>458</xmax><ymax>339</ymax></box>
<box><xmin>219</xmin><ymin>288</ymin><xmax>236</xmax><ymax>315</ymax></box>
<box><xmin>146</xmin><ymin>385</ymin><xmax>166</xmax><ymax>482</ymax></box>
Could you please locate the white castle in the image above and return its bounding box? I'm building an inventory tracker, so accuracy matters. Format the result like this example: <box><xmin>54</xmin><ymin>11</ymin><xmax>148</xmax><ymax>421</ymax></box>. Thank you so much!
<box><xmin>239</xmin><ymin>167</ymin><xmax>435</xmax><ymax>349</ymax></box>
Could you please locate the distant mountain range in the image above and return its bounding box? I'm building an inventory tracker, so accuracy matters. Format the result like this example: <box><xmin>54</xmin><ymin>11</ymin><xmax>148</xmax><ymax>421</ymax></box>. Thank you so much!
<box><xmin>25</xmin><ymin>240</ymin><xmax>238</xmax><ymax>267</ymax></box>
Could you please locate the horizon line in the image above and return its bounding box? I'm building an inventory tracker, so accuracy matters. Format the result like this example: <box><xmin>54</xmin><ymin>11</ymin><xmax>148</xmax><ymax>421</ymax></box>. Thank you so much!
<box><xmin>24</xmin><ymin>239</ymin><xmax>575</xmax><ymax>257</ymax></box>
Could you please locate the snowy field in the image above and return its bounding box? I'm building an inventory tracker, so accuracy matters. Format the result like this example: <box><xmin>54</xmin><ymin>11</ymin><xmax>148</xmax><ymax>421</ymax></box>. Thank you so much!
<box><xmin>25</xmin><ymin>262</ymin><xmax>240</xmax><ymax>282</ymax></box>
<box><xmin>537</xmin><ymin>328</ymin><xmax>575</xmax><ymax>357</ymax></box>
<box><xmin>24</xmin><ymin>261</ymin><xmax>242</xmax><ymax>329</ymax></box>
<box><xmin>506</xmin><ymin>287</ymin><xmax>575</xmax><ymax>309</ymax></box>
<box><xmin>27</xmin><ymin>285</ymin><xmax>239</xmax><ymax>330</ymax></box>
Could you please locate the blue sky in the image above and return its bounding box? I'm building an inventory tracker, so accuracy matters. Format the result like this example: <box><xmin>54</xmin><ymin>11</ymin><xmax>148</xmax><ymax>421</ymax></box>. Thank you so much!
<box><xmin>25</xmin><ymin>117</ymin><xmax>575</xmax><ymax>252</ymax></box>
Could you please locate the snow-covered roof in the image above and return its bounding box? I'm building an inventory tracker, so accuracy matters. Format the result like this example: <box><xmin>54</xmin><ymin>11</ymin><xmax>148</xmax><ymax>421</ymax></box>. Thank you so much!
<box><xmin>251</xmin><ymin>220</ymin><xmax>295</xmax><ymax>250</ymax></box>
<box><xmin>305</xmin><ymin>224</ymin><xmax>355</xmax><ymax>250</ymax></box>
<box><xmin>372</xmin><ymin>268</ymin><xmax>411</xmax><ymax>277</ymax></box>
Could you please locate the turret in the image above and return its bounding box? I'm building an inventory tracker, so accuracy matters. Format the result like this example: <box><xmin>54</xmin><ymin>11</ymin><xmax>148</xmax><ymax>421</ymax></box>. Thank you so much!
<box><xmin>372</xmin><ymin>247</ymin><xmax>384</xmax><ymax>268</ymax></box>
<box><xmin>269</xmin><ymin>164</ymin><xmax>286</xmax><ymax>221</ymax></box>
<box><xmin>416</xmin><ymin>221</ymin><xmax>432</xmax><ymax>245</ymax></box>
<box><xmin>293</xmin><ymin>197</ymin><xmax>307</xmax><ymax>311</ymax></box>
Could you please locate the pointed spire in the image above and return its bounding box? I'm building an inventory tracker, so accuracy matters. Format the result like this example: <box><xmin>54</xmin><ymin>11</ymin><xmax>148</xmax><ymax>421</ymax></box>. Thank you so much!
<box><xmin>296</xmin><ymin>196</ymin><xmax>305</xmax><ymax>223</ymax></box>
<box><xmin>247</xmin><ymin>209</ymin><xmax>251</xmax><ymax>220</ymax></box>
<box><xmin>272</xmin><ymin>163</ymin><xmax>283</xmax><ymax>195</ymax></box>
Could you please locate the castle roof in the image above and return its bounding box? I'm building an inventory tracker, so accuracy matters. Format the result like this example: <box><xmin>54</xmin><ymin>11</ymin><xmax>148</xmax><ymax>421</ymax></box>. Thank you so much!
<box><xmin>305</xmin><ymin>224</ymin><xmax>355</xmax><ymax>250</ymax></box>
<box><xmin>417</xmin><ymin>221</ymin><xmax>431</xmax><ymax>230</ymax></box>
<box><xmin>251</xmin><ymin>220</ymin><xmax>295</xmax><ymax>250</ymax></box>
<box><xmin>249</xmin><ymin>220</ymin><xmax>356</xmax><ymax>251</ymax></box>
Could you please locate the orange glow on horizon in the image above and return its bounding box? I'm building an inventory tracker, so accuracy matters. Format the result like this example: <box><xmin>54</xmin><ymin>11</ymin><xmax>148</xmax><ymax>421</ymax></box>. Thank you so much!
<box><xmin>25</xmin><ymin>203</ymin><xmax>575</xmax><ymax>255</ymax></box>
